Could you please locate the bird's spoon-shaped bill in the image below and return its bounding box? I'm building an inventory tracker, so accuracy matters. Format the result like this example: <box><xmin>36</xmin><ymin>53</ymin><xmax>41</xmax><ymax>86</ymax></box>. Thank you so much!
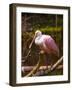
<box><xmin>29</xmin><ymin>34</ymin><xmax>36</xmax><ymax>49</ymax></box>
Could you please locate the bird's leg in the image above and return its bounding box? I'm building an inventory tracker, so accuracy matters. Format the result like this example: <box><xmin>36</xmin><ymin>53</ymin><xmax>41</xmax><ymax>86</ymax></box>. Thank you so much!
<box><xmin>40</xmin><ymin>53</ymin><xmax>48</xmax><ymax>72</ymax></box>
<box><xmin>45</xmin><ymin>54</ymin><xmax>48</xmax><ymax>70</ymax></box>
<box><xmin>45</xmin><ymin>54</ymin><xmax>52</xmax><ymax>71</ymax></box>
<box><xmin>49</xmin><ymin>54</ymin><xmax>53</xmax><ymax>70</ymax></box>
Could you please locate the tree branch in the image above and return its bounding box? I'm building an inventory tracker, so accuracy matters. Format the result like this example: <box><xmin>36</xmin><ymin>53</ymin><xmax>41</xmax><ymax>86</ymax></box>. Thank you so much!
<box><xmin>51</xmin><ymin>56</ymin><xmax>63</xmax><ymax>71</ymax></box>
<box><xmin>25</xmin><ymin>55</ymin><xmax>63</xmax><ymax>76</ymax></box>
<box><xmin>22</xmin><ymin>65</ymin><xmax>63</xmax><ymax>72</ymax></box>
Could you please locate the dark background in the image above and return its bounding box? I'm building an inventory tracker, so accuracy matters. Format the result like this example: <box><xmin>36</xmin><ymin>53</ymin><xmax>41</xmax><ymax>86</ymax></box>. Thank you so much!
<box><xmin>21</xmin><ymin>13</ymin><xmax>63</xmax><ymax>76</ymax></box>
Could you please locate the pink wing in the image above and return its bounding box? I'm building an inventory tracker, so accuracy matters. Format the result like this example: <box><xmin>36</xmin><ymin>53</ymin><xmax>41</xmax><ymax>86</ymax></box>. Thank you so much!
<box><xmin>44</xmin><ymin>36</ymin><xmax>59</xmax><ymax>57</ymax></box>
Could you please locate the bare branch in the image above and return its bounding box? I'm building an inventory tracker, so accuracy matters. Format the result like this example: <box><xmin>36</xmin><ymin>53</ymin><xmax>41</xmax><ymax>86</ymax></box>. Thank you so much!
<box><xmin>51</xmin><ymin>56</ymin><xmax>63</xmax><ymax>71</ymax></box>
<box><xmin>22</xmin><ymin>65</ymin><xmax>63</xmax><ymax>72</ymax></box>
<box><xmin>25</xmin><ymin>51</ymin><xmax>63</xmax><ymax>77</ymax></box>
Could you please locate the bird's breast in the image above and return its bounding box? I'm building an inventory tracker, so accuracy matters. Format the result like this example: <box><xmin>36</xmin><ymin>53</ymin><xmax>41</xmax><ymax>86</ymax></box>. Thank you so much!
<box><xmin>35</xmin><ymin>36</ymin><xmax>43</xmax><ymax>45</ymax></box>
<box><xmin>35</xmin><ymin>35</ymin><xmax>50</xmax><ymax>46</ymax></box>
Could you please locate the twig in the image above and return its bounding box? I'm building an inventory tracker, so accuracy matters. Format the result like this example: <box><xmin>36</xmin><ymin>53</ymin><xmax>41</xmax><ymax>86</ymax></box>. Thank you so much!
<box><xmin>50</xmin><ymin>56</ymin><xmax>63</xmax><ymax>71</ymax></box>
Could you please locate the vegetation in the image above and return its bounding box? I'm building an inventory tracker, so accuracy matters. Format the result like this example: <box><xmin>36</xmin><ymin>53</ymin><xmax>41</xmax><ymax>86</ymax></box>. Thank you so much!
<box><xmin>21</xmin><ymin>13</ymin><xmax>63</xmax><ymax>77</ymax></box>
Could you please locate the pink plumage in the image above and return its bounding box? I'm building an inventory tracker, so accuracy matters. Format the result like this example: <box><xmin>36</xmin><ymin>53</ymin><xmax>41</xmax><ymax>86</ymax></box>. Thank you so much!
<box><xmin>35</xmin><ymin>31</ymin><xmax>59</xmax><ymax>57</ymax></box>
<box><xmin>29</xmin><ymin>30</ymin><xmax>59</xmax><ymax>57</ymax></box>
<box><xmin>41</xmin><ymin>35</ymin><xmax>59</xmax><ymax>57</ymax></box>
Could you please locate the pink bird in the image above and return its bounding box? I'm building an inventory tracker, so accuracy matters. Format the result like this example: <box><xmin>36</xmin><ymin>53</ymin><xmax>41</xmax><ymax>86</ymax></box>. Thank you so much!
<box><xmin>29</xmin><ymin>30</ymin><xmax>59</xmax><ymax>57</ymax></box>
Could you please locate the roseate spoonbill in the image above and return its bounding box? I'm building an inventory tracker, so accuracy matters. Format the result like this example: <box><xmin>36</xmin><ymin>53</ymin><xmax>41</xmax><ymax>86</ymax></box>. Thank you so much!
<box><xmin>29</xmin><ymin>30</ymin><xmax>59</xmax><ymax>69</ymax></box>
<box><xmin>29</xmin><ymin>30</ymin><xmax>59</xmax><ymax>57</ymax></box>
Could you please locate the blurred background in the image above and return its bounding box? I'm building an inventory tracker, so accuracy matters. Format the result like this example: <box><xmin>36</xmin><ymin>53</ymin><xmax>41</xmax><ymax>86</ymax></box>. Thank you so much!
<box><xmin>21</xmin><ymin>13</ymin><xmax>63</xmax><ymax>77</ymax></box>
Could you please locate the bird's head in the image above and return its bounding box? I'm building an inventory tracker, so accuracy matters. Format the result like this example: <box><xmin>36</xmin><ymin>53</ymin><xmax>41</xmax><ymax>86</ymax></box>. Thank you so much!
<box><xmin>35</xmin><ymin>30</ymin><xmax>42</xmax><ymax>37</ymax></box>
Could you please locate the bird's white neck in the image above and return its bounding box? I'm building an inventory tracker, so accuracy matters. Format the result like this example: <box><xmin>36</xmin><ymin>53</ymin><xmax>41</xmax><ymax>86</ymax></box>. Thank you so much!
<box><xmin>37</xmin><ymin>34</ymin><xmax>42</xmax><ymax>39</ymax></box>
<box><xmin>35</xmin><ymin>35</ymin><xmax>43</xmax><ymax>45</ymax></box>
